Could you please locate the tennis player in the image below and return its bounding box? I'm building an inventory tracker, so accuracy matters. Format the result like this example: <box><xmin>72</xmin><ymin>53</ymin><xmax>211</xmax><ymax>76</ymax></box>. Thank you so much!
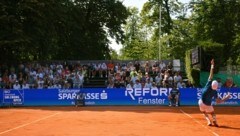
<box><xmin>198</xmin><ymin>59</ymin><xmax>230</xmax><ymax>127</ymax></box>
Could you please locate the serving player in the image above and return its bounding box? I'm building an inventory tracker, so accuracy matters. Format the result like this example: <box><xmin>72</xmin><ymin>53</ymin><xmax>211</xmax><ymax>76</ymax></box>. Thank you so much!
<box><xmin>198</xmin><ymin>59</ymin><xmax>231</xmax><ymax>127</ymax></box>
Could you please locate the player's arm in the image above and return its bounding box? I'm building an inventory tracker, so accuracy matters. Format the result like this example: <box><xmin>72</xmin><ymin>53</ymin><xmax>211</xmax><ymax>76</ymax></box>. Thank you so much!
<box><xmin>216</xmin><ymin>93</ymin><xmax>231</xmax><ymax>104</ymax></box>
<box><xmin>208</xmin><ymin>59</ymin><xmax>214</xmax><ymax>80</ymax></box>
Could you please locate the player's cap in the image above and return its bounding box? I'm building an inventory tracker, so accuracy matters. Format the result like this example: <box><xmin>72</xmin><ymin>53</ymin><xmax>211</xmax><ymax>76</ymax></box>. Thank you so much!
<box><xmin>211</xmin><ymin>80</ymin><xmax>218</xmax><ymax>90</ymax></box>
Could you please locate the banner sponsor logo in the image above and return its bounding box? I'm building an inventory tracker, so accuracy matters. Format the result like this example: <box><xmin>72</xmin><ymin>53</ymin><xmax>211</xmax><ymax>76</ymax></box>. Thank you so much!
<box><xmin>125</xmin><ymin>88</ymin><xmax>170</xmax><ymax>105</ymax></box>
<box><xmin>58</xmin><ymin>89</ymin><xmax>108</xmax><ymax>100</ymax></box>
<box><xmin>3</xmin><ymin>90</ymin><xmax>24</xmax><ymax>105</ymax></box>
<box><xmin>85</xmin><ymin>90</ymin><xmax>108</xmax><ymax>100</ymax></box>
<box><xmin>58</xmin><ymin>89</ymin><xmax>79</xmax><ymax>100</ymax></box>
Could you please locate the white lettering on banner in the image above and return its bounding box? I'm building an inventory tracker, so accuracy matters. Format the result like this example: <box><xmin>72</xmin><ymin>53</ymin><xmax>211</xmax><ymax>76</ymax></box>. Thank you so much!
<box><xmin>58</xmin><ymin>89</ymin><xmax>108</xmax><ymax>100</ymax></box>
<box><xmin>125</xmin><ymin>88</ymin><xmax>170</xmax><ymax>100</ymax></box>
<box><xmin>138</xmin><ymin>97</ymin><xmax>166</xmax><ymax>104</ymax></box>
<box><xmin>85</xmin><ymin>93</ymin><xmax>100</xmax><ymax>99</ymax></box>
<box><xmin>197</xmin><ymin>88</ymin><xmax>202</xmax><ymax>100</ymax></box>
<box><xmin>58</xmin><ymin>89</ymin><xmax>79</xmax><ymax>100</ymax></box>
<box><xmin>58</xmin><ymin>93</ymin><xmax>77</xmax><ymax>100</ymax></box>
<box><xmin>197</xmin><ymin>88</ymin><xmax>240</xmax><ymax>100</ymax></box>
<box><xmin>218</xmin><ymin>92</ymin><xmax>240</xmax><ymax>100</ymax></box>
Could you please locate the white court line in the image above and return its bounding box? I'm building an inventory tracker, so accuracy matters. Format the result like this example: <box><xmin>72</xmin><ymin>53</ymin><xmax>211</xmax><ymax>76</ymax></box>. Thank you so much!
<box><xmin>0</xmin><ymin>112</ymin><xmax>60</xmax><ymax>135</ymax></box>
<box><xmin>180</xmin><ymin>109</ymin><xmax>219</xmax><ymax>136</ymax></box>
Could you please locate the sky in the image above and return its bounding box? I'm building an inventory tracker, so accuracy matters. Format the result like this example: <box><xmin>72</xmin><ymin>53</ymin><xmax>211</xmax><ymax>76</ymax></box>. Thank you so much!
<box><xmin>110</xmin><ymin>0</ymin><xmax>190</xmax><ymax>54</ymax></box>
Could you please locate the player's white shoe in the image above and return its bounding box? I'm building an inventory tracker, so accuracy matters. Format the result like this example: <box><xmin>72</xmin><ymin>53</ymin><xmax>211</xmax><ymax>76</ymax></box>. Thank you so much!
<box><xmin>207</xmin><ymin>122</ymin><xmax>212</xmax><ymax>126</ymax></box>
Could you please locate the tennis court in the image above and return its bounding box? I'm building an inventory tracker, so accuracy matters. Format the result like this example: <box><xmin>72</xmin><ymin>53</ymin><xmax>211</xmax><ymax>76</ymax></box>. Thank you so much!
<box><xmin>0</xmin><ymin>106</ymin><xmax>239</xmax><ymax>136</ymax></box>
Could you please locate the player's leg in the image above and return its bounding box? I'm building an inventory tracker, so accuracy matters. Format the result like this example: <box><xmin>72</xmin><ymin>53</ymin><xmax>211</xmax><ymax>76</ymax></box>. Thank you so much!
<box><xmin>202</xmin><ymin>112</ymin><xmax>212</xmax><ymax>126</ymax></box>
<box><xmin>206</xmin><ymin>106</ymin><xmax>218</xmax><ymax>127</ymax></box>
<box><xmin>209</xmin><ymin>112</ymin><xmax>219</xmax><ymax>127</ymax></box>
<box><xmin>198</xmin><ymin>99</ymin><xmax>211</xmax><ymax>126</ymax></box>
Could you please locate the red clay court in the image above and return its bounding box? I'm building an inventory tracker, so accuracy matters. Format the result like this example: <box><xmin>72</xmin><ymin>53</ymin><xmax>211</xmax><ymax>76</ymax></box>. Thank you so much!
<box><xmin>0</xmin><ymin>106</ymin><xmax>239</xmax><ymax>136</ymax></box>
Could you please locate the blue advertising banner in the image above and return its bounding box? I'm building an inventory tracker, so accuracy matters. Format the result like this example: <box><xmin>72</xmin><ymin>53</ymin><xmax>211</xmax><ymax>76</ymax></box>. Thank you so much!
<box><xmin>2</xmin><ymin>90</ymin><xmax>24</xmax><ymax>105</ymax></box>
<box><xmin>0</xmin><ymin>88</ymin><xmax>240</xmax><ymax>106</ymax></box>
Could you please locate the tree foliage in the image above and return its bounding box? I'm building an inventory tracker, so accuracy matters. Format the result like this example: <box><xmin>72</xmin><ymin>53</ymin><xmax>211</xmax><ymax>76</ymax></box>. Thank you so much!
<box><xmin>0</xmin><ymin>0</ymin><xmax>128</xmax><ymax>63</ymax></box>
<box><xmin>190</xmin><ymin>0</ymin><xmax>240</xmax><ymax>65</ymax></box>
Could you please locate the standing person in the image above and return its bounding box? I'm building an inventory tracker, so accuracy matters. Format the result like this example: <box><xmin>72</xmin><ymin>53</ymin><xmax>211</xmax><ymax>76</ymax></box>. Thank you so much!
<box><xmin>198</xmin><ymin>59</ymin><xmax>231</xmax><ymax>127</ymax></box>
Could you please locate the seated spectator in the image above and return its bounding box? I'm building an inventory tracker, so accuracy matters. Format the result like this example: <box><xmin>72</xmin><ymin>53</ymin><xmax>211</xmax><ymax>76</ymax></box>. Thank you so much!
<box><xmin>173</xmin><ymin>72</ymin><xmax>182</xmax><ymax>84</ymax></box>
<box><xmin>168</xmin><ymin>85</ymin><xmax>180</xmax><ymax>107</ymax></box>
<box><xmin>152</xmin><ymin>61</ymin><xmax>159</xmax><ymax>74</ymax></box>
<box><xmin>133</xmin><ymin>61</ymin><xmax>140</xmax><ymax>72</ymax></box>
<box><xmin>144</xmin><ymin>61</ymin><xmax>150</xmax><ymax>73</ymax></box>
<box><xmin>13</xmin><ymin>80</ymin><xmax>21</xmax><ymax>89</ymax></box>
<box><xmin>185</xmin><ymin>80</ymin><xmax>194</xmax><ymax>88</ymax></box>
<box><xmin>126</xmin><ymin>81</ymin><xmax>134</xmax><ymax>88</ymax></box>
<box><xmin>151</xmin><ymin>82</ymin><xmax>158</xmax><ymax>89</ymax></box>
<box><xmin>155</xmin><ymin>73</ymin><xmax>162</xmax><ymax>87</ymax></box>
<box><xmin>107</xmin><ymin>60</ymin><xmax>115</xmax><ymax>76</ymax></box>
<box><xmin>159</xmin><ymin>61</ymin><xmax>166</xmax><ymax>71</ymax></box>
<box><xmin>22</xmin><ymin>80</ymin><xmax>30</xmax><ymax>89</ymax></box>
<box><xmin>107</xmin><ymin>80</ymin><xmax>115</xmax><ymax>88</ymax></box>
<box><xmin>133</xmin><ymin>79</ymin><xmax>142</xmax><ymax>89</ymax></box>
<box><xmin>144</xmin><ymin>78</ymin><xmax>152</xmax><ymax>88</ymax></box>
<box><xmin>223</xmin><ymin>77</ymin><xmax>237</xmax><ymax>88</ymax></box>
<box><xmin>177</xmin><ymin>79</ymin><xmax>186</xmax><ymax>88</ymax></box>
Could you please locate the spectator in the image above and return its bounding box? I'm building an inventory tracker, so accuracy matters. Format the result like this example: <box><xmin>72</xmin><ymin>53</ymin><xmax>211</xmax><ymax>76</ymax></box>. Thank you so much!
<box><xmin>223</xmin><ymin>77</ymin><xmax>237</xmax><ymax>88</ymax></box>
<box><xmin>134</xmin><ymin>61</ymin><xmax>141</xmax><ymax>72</ymax></box>
<box><xmin>159</xmin><ymin>61</ymin><xmax>166</xmax><ymax>71</ymax></box>
<box><xmin>13</xmin><ymin>80</ymin><xmax>21</xmax><ymax>89</ymax></box>
<box><xmin>144</xmin><ymin>61</ymin><xmax>150</xmax><ymax>73</ymax></box>
<box><xmin>144</xmin><ymin>78</ymin><xmax>152</xmax><ymax>88</ymax></box>
<box><xmin>22</xmin><ymin>80</ymin><xmax>30</xmax><ymax>89</ymax></box>
<box><xmin>152</xmin><ymin>61</ymin><xmax>159</xmax><ymax>74</ymax></box>
<box><xmin>186</xmin><ymin>80</ymin><xmax>194</xmax><ymax>88</ymax></box>
<box><xmin>177</xmin><ymin>79</ymin><xmax>186</xmax><ymax>88</ymax></box>
<box><xmin>155</xmin><ymin>73</ymin><xmax>162</xmax><ymax>87</ymax></box>
<box><xmin>133</xmin><ymin>79</ymin><xmax>142</xmax><ymax>89</ymax></box>
<box><xmin>107</xmin><ymin>60</ymin><xmax>115</xmax><ymax>76</ymax></box>
<box><xmin>107</xmin><ymin>80</ymin><xmax>115</xmax><ymax>88</ymax></box>
<box><xmin>126</xmin><ymin>81</ymin><xmax>134</xmax><ymax>88</ymax></box>
<box><xmin>173</xmin><ymin>72</ymin><xmax>182</xmax><ymax>84</ymax></box>
<box><xmin>151</xmin><ymin>82</ymin><xmax>158</xmax><ymax>89</ymax></box>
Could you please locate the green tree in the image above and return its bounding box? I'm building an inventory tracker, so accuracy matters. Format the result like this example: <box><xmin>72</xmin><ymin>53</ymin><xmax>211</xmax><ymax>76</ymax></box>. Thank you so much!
<box><xmin>0</xmin><ymin>0</ymin><xmax>128</xmax><ymax>63</ymax></box>
<box><xmin>190</xmin><ymin>0</ymin><xmax>240</xmax><ymax>65</ymax></box>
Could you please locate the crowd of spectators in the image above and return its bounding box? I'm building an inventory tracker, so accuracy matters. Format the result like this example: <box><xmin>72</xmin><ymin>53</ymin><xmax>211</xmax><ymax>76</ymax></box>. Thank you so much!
<box><xmin>1</xmin><ymin>60</ymin><xmax>237</xmax><ymax>90</ymax></box>
<box><xmin>0</xmin><ymin>60</ymin><xmax>191</xmax><ymax>89</ymax></box>
<box><xmin>105</xmin><ymin>60</ymin><xmax>192</xmax><ymax>89</ymax></box>
<box><xmin>0</xmin><ymin>62</ymin><xmax>86</xmax><ymax>89</ymax></box>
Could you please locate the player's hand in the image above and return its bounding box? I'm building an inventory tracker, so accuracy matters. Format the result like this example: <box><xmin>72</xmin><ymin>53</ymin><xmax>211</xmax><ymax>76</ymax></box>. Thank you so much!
<box><xmin>211</xmin><ymin>59</ymin><xmax>214</xmax><ymax>66</ymax></box>
<box><xmin>225</xmin><ymin>93</ymin><xmax>231</xmax><ymax>100</ymax></box>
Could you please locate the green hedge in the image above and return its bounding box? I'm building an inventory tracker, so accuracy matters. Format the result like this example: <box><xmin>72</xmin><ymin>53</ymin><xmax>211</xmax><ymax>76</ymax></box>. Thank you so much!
<box><xmin>185</xmin><ymin>50</ymin><xmax>200</xmax><ymax>86</ymax></box>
